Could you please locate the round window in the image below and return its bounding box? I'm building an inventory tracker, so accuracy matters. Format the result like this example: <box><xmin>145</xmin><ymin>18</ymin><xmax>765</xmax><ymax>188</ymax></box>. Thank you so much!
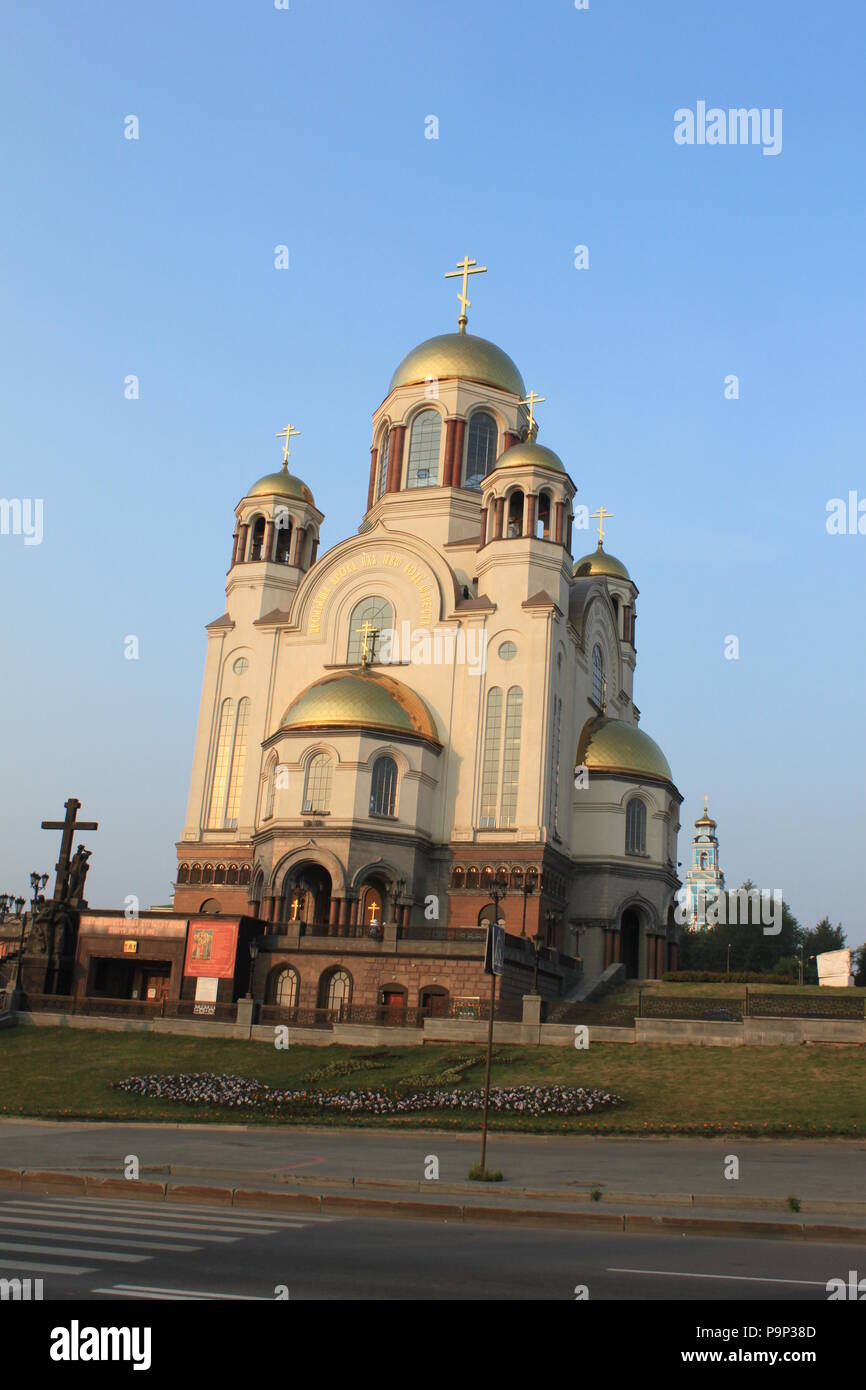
<box><xmin>233</xmin><ymin>657</ymin><xmax>249</xmax><ymax>676</ymax></box>
<box><xmin>498</xmin><ymin>641</ymin><xmax>517</xmax><ymax>661</ymax></box>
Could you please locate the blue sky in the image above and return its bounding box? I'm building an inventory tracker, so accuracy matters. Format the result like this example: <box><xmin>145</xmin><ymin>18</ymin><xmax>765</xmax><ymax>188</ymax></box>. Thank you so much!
<box><xmin>1</xmin><ymin>1</ymin><xmax>863</xmax><ymax>943</ymax></box>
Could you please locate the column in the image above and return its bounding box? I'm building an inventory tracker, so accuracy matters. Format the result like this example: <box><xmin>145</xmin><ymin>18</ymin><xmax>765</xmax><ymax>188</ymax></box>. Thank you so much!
<box><xmin>339</xmin><ymin>897</ymin><xmax>351</xmax><ymax>936</ymax></box>
<box><xmin>309</xmin><ymin>536</ymin><xmax>318</xmax><ymax>567</ymax></box>
<box><xmin>230</xmin><ymin>527</ymin><xmax>240</xmax><ymax>568</ymax></box>
<box><xmin>450</xmin><ymin>418</ymin><xmax>466</xmax><ymax>487</ymax></box>
<box><xmin>479</xmin><ymin>504</ymin><xmax>488</xmax><ymax>547</ymax></box>
<box><xmin>386</xmin><ymin>424</ymin><xmax>405</xmax><ymax>492</ymax></box>
<box><xmin>603</xmin><ymin>929</ymin><xmax>612</xmax><ymax>969</ymax></box>
<box><xmin>237</xmin><ymin>523</ymin><xmax>249</xmax><ymax>563</ymax></box>
<box><xmin>263</xmin><ymin>518</ymin><xmax>275</xmax><ymax>563</ymax></box>
<box><xmin>554</xmin><ymin>501</ymin><xmax>565</xmax><ymax>545</ymax></box>
<box><xmin>613</xmin><ymin>930</ymin><xmax>622</xmax><ymax>963</ymax></box>
<box><xmin>328</xmin><ymin>897</ymin><xmax>339</xmax><ymax>936</ymax></box>
<box><xmin>524</xmin><ymin>493</ymin><xmax>537</xmax><ymax>538</ymax></box>
<box><xmin>566</xmin><ymin>511</ymin><xmax>573</xmax><ymax>554</ymax></box>
<box><xmin>290</xmin><ymin>526</ymin><xmax>305</xmax><ymax>567</ymax></box>
<box><xmin>493</xmin><ymin>497</ymin><xmax>505</xmax><ymax>540</ymax></box>
<box><xmin>366</xmin><ymin>446</ymin><xmax>378</xmax><ymax>511</ymax></box>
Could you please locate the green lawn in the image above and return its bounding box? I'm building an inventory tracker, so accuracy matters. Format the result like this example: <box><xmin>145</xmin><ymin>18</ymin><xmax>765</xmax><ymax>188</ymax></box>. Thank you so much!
<box><xmin>0</xmin><ymin>1026</ymin><xmax>863</xmax><ymax>1136</ymax></box>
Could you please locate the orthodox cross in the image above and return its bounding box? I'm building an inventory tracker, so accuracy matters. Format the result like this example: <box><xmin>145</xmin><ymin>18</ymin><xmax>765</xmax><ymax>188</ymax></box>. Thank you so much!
<box><xmin>445</xmin><ymin>255</ymin><xmax>487</xmax><ymax>334</ymax></box>
<box><xmin>368</xmin><ymin>900</ymin><xmax>380</xmax><ymax>923</ymax></box>
<box><xmin>356</xmin><ymin>620</ymin><xmax>379</xmax><ymax>667</ymax></box>
<box><xmin>591</xmin><ymin>506</ymin><xmax>614</xmax><ymax>543</ymax></box>
<box><xmin>41</xmin><ymin>797</ymin><xmax>98</xmax><ymax>903</ymax></box>
<box><xmin>520</xmin><ymin>390</ymin><xmax>545</xmax><ymax>437</ymax></box>
<box><xmin>703</xmin><ymin>794</ymin><xmax>709</xmax><ymax>817</ymax></box>
<box><xmin>290</xmin><ymin>894</ymin><xmax>302</xmax><ymax>921</ymax></box>
<box><xmin>275</xmin><ymin>421</ymin><xmax>301</xmax><ymax>465</ymax></box>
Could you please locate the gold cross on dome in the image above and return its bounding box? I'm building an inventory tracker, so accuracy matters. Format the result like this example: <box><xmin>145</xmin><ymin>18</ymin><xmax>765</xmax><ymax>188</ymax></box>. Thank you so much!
<box><xmin>275</xmin><ymin>421</ymin><xmax>301</xmax><ymax>465</ymax></box>
<box><xmin>520</xmin><ymin>390</ymin><xmax>545</xmax><ymax>437</ymax></box>
<box><xmin>355</xmin><ymin>620</ymin><xmax>379</xmax><ymax>667</ymax></box>
<box><xmin>590</xmin><ymin>506</ymin><xmax>614</xmax><ymax>543</ymax></box>
<box><xmin>444</xmin><ymin>255</ymin><xmax>487</xmax><ymax>334</ymax></box>
<box><xmin>703</xmin><ymin>794</ymin><xmax>709</xmax><ymax>816</ymax></box>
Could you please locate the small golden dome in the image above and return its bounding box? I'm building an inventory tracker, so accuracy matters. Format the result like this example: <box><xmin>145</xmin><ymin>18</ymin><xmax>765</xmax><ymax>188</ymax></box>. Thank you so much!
<box><xmin>389</xmin><ymin>332</ymin><xmax>525</xmax><ymax>397</ymax></box>
<box><xmin>493</xmin><ymin>440</ymin><xmax>565</xmax><ymax>474</ymax></box>
<box><xmin>247</xmin><ymin>462</ymin><xmax>314</xmax><ymax>505</ymax></box>
<box><xmin>282</xmin><ymin>669</ymin><xmax>440</xmax><ymax>745</ymax></box>
<box><xmin>577</xmin><ymin>715</ymin><xmax>673</xmax><ymax>784</ymax></box>
<box><xmin>573</xmin><ymin>541</ymin><xmax>631</xmax><ymax>582</ymax></box>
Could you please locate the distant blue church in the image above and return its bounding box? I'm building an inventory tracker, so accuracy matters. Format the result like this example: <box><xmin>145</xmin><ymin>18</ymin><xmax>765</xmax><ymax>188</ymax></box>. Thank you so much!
<box><xmin>683</xmin><ymin>797</ymin><xmax>725</xmax><ymax>929</ymax></box>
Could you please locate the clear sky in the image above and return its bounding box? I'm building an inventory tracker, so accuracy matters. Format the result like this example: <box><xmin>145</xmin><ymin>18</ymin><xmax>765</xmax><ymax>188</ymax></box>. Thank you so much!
<box><xmin>1</xmin><ymin>2</ymin><xmax>863</xmax><ymax>943</ymax></box>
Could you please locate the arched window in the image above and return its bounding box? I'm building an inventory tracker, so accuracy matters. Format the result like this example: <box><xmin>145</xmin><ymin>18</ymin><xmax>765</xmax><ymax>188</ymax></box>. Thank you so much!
<box><xmin>500</xmin><ymin>686</ymin><xmax>523</xmax><ymax>827</ymax></box>
<box><xmin>321</xmin><ymin>968</ymin><xmax>352</xmax><ymax>1012</ymax></box>
<box><xmin>466</xmin><ymin>867</ymin><xmax>480</xmax><ymax>890</ymax></box>
<box><xmin>537</xmin><ymin>491</ymin><xmax>551</xmax><ymax>540</ymax></box>
<box><xmin>190</xmin><ymin>864</ymin><xmax>202</xmax><ymax>884</ymax></box>
<box><xmin>376</xmin><ymin>428</ymin><xmax>390</xmax><ymax>500</ymax></box>
<box><xmin>249</xmin><ymin>515</ymin><xmax>266</xmax><ymax>561</ymax></box>
<box><xmin>263</xmin><ymin>755</ymin><xmax>278</xmax><ymax>821</ymax></box>
<box><xmin>303</xmin><ymin>752</ymin><xmax>333</xmax><ymax>813</ymax></box>
<box><xmin>506</xmin><ymin>490</ymin><xmax>524</xmax><ymax>539</ymax></box>
<box><xmin>347</xmin><ymin>596</ymin><xmax>394</xmax><ymax>664</ymax></box>
<box><xmin>370</xmin><ymin>755</ymin><xmax>398</xmax><ymax>817</ymax></box>
<box><xmin>451</xmin><ymin>867</ymin><xmax>465</xmax><ymax>890</ymax></box>
<box><xmin>700</xmin><ymin>852</ymin><xmax>707</xmax><ymax>870</ymax></box>
<box><xmin>214</xmin><ymin>864</ymin><xmax>226</xmax><ymax>884</ymax></box>
<box><xmin>480</xmin><ymin>687</ymin><xmax>503</xmax><ymax>827</ymax></box>
<box><xmin>406</xmin><ymin>409</ymin><xmax>442</xmax><ymax>488</ymax></box>
<box><xmin>464</xmin><ymin>412</ymin><xmax>498</xmax><ymax>489</ymax></box>
<box><xmin>592</xmin><ymin>644</ymin><xmax>604</xmax><ymax>707</ymax></box>
<box><xmin>208</xmin><ymin>697</ymin><xmax>250</xmax><ymax>830</ymax></box>
<box><xmin>274</xmin><ymin>512</ymin><xmax>293</xmax><ymax>564</ymax></box>
<box><xmin>177</xmin><ymin>864</ymin><xmax>189</xmax><ymax>884</ymax></box>
<box><xmin>625</xmin><ymin>798</ymin><xmax>647</xmax><ymax>855</ymax></box>
<box><xmin>274</xmin><ymin>967</ymin><xmax>299</xmax><ymax>1009</ymax></box>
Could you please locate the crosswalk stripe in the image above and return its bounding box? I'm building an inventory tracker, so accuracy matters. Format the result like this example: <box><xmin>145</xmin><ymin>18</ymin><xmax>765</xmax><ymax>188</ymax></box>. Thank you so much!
<box><xmin>41</xmin><ymin>1197</ymin><xmax>300</xmax><ymax>1225</ymax></box>
<box><xmin>92</xmin><ymin>1283</ymin><xmax>269</xmax><ymax>1301</ymax></box>
<box><xmin>0</xmin><ymin>1239</ymin><xmax>148</xmax><ymax>1263</ymax></box>
<box><xmin>0</xmin><ymin>1215</ymin><xmax>237</xmax><ymax>1243</ymax></box>
<box><xmin>12</xmin><ymin>1199</ymin><xmax>289</xmax><ymax>1233</ymax></box>
<box><xmin>0</xmin><ymin>1222</ymin><xmax>197</xmax><ymax>1252</ymax></box>
<box><xmin>0</xmin><ymin>1257</ymin><xmax>95</xmax><ymax>1275</ymax></box>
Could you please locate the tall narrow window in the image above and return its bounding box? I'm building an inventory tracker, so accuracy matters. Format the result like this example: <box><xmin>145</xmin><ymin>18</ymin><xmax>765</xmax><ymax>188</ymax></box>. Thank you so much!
<box><xmin>376</xmin><ymin>428</ymin><xmax>390</xmax><ymax>500</ymax></box>
<box><xmin>406</xmin><ymin>410</ymin><xmax>442</xmax><ymax>488</ymax></box>
<box><xmin>500</xmin><ymin>687</ymin><xmax>523</xmax><ymax>827</ymax></box>
<box><xmin>224</xmin><ymin>697</ymin><xmax>250</xmax><ymax>828</ymax></box>
<box><xmin>249</xmin><ymin>516</ymin><xmax>265</xmax><ymax>561</ymax></box>
<box><xmin>263</xmin><ymin>755</ymin><xmax>278</xmax><ymax>820</ymax></box>
<box><xmin>370</xmin><ymin>756</ymin><xmax>398</xmax><ymax>817</ymax></box>
<box><xmin>548</xmin><ymin>695</ymin><xmax>562</xmax><ymax>834</ymax></box>
<box><xmin>592</xmin><ymin>644</ymin><xmax>604</xmax><ymax>707</ymax></box>
<box><xmin>303</xmin><ymin>753</ymin><xmax>333</xmax><ymax>813</ymax></box>
<box><xmin>274</xmin><ymin>516</ymin><xmax>293</xmax><ymax>564</ymax></box>
<box><xmin>625</xmin><ymin>797</ymin><xmax>646</xmax><ymax>855</ymax></box>
<box><xmin>479</xmin><ymin>687</ymin><xmax>503</xmax><ymax>827</ymax></box>
<box><xmin>464</xmin><ymin>412</ymin><xmax>498</xmax><ymax>489</ymax></box>
<box><xmin>346</xmin><ymin>596</ymin><xmax>394</xmax><ymax>664</ymax></box>
<box><xmin>207</xmin><ymin>699</ymin><xmax>235</xmax><ymax>828</ymax></box>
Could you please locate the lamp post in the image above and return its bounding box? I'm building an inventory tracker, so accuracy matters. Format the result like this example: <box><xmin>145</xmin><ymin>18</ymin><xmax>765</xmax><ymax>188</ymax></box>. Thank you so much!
<box><xmin>477</xmin><ymin>869</ymin><xmax>507</xmax><ymax>1177</ymax></box>
<box><xmin>12</xmin><ymin>896</ymin><xmax>27</xmax><ymax>994</ymax></box>
<box><xmin>531</xmin><ymin>934</ymin><xmax>544</xmax><ymax>993</ymax></box>
<box><xmin>247</xmin><ymin>940</ymin><xmax>259</xmax><ymax>1001</ymax></box>
<box><xmin>520</xmin><ymin>867</ymin><xmax>538</xmax><ymax>937</ymax></box>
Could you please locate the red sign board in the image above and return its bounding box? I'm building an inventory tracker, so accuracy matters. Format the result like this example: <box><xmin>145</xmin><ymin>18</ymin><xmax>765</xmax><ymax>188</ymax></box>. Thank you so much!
<box><xmin>184</xmin><ymin>921</ymin><xmax>239</xmax><ymax>979</ymax></box>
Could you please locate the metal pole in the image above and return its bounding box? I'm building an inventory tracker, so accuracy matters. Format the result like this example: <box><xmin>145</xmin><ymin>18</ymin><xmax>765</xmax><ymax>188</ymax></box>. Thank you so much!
<box><xmin>479</xmin><ymin>968</ymin><xmax>496</xmax><ymax>1174</ymax></box>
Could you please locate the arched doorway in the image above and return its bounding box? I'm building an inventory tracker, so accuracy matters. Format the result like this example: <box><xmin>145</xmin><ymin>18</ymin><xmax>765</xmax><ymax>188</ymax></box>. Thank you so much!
<box><xmin>358</xmin><ymin>875</ymin><xmax>388</xmax><ymax>936</ymax></box>
<box><xmin>620</xmin><ymin>908</ymin><xmax>641</xmax><ymax>979</ymax></box>
<box><xmin>281</xmin><ymin>863</ymin><xmax>332</xmax><ymax>930</ymax></box>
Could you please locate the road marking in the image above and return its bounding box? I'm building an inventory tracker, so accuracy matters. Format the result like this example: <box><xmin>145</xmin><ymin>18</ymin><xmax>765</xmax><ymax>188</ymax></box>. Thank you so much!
<box><xmin>14</xmin><ymin>1200</ymin><xmax>292</xmax><ymax>1233</ymax></box>
<box><xmin>0</xmin><ymin>1215</ymin><xmax>237</xmax><ymax>1243</ymax></box>
<box><xmin>0</xmin><ymin>1239</ymin><xmax>147</xmax><ymax>1263</ymax></box>
<box><xmin>608</xmin><ymin>1267</ymin><xmax>829</xmax><ymax>1287</ymax></box>
<box><xmin>0</xmin><ymin>1223</ymin><xmax>197</xmax><ymax>1252</ymax></box>
<box><xmin>0</xmin><ymin>1257</ymin><xmax>95</xmax><ymax>1275</ymax></box>
<box><xmin>42</xmin><ymin>1197</ymin><xmax>303</xmax><ymax>1226</ymax></box>
<box><xmin>91</xmin><ymin>1283</ymin><xmax>269</xmax><ymax>1301</ymax></box>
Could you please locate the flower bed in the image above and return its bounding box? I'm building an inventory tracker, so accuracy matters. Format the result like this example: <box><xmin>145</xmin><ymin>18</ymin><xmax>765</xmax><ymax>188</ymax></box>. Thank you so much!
<box><xmin>112</xmin><ymin>1071</ymin><xmax>622</xmax><ymax>1117</ymax></box>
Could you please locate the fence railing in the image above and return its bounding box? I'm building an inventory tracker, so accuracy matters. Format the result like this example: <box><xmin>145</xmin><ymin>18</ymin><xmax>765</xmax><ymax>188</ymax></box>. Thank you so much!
<box><xmin>747</xmin><ymin>993</ymin><xmax>864</xmax><ymax>1021</ymax></box>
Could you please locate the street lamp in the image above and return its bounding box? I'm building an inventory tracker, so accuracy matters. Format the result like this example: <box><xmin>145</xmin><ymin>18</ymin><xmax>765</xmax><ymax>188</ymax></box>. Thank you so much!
<box><xmin>531</xmin><ymin>934</ymin><xmax>545</xmax><ymax>993</ymax></box>
<box><xmin>12</xmin><ymin>896</ymin><xmax>27</xmax><ymax>994</ymax></box>
<box><xmin>520</xmin><ymin>867</ymin><xmax>538</xmax><ymax>937</ymax></box>
<box><xmin>247</xmin><ymin>940</ymin><xmax>259</xmax><ymax>1000</ymax></box>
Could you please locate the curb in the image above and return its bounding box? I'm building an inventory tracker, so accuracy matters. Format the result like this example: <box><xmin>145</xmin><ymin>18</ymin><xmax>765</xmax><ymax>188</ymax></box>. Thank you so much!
<box><xmin>1</xmin><ymin>1167</ymin><xmax>866</xmax><ymax>1242</ymax></box>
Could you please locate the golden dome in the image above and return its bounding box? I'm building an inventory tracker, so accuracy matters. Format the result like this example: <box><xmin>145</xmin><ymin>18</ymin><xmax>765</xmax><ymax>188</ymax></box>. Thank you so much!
<box><xmin>389</xmin><ymin>332</ymin><xmax>525</xmax><ymax>397</ymax></box>
<box><xmin>577</xmin><ymin>715</ymin><xmax>673</xmax><ymax>784</ymax></box>
<box><xmin>281</xmin><ymin>669</ymin><xmax>440</xmax><ymax>745</ymax></box>
<box><xmin>493</xmin><ymin>440</ymin><xmax>565</xmax><ymax>474</ymax></box>
<box><xmin>573</xmin><ymin>541</ymin><xmax>631</xmax><ymax>582</ymax></box>
<box><xmin>247</xmin><ymin>462</ymin><xmax>314</xmax><ymax>505</ymax></box>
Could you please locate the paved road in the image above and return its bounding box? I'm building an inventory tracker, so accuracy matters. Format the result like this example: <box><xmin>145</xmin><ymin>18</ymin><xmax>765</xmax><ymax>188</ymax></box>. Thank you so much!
<box><xmin>2</xmin><ymin>1121</ymin><xmax>864</xmax><ymax>1201</ymax></box>
<box><xmin>0</xmin><ymin>1193</ymin><xmax>862</xmax><ymax>1301</ymax></box>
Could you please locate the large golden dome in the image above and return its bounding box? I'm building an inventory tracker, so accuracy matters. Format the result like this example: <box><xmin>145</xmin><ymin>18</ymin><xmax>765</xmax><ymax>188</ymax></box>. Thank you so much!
<box><xmin>493</xmin><ymin>440</ymin><xmax>565</xmax><ymax>474</ymax></box>
<box><xmin>247</xmin><ymin>462</ymin><xmax>314</xmax><ymax>505</ymax></box>
<box><xmin>281</xmin><ymin>669</ymin><xmax>440</xmax><ymax>745</ymax></box>
<box><xmin>577</xmin><ymin>715</ymin><xmax>673</xmax><ymax>784</ymax></box>
<box><xmin>573</xmin><ymin>541</ymin><xmax>631</xmax><ymax>582</ymax></box>
<box><xmin>389</xmin><ymin>332</ymin><xmax>525</xmax><ymax>397</ymax></box>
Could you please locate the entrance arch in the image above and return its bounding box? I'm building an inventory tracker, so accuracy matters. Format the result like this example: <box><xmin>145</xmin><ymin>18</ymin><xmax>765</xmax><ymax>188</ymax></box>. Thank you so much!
<box><xmin>620</xmin><ymin>908</ymin><xmax>641</xmax><ymax>979</ymax></box>
<box><xmin>280</xmin><ymin>862</ymin><xmax>332</xmax><ymax>928</ymax></box>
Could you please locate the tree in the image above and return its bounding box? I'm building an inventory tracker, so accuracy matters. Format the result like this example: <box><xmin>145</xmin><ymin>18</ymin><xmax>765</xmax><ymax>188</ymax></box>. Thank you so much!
<box><xmin>800</xmin><ymin>918</ymin><xmax>847</xmax><ymax>983</ymax></box>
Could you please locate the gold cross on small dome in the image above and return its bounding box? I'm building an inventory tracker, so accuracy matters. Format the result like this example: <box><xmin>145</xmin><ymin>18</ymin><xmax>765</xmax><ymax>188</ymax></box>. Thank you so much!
<box><xmin>520</xmin><ymin>390</ymin><xmax>546</xmax><ymax>436</ymax></box>
<box><xmin>275</xmin><ymin>421</ymin><xmax>301</xmax><ymax>465</ymax></box>
<box><xmin>591</xmin><ymin>506</ymin><xmax>614</xmax><ymax>543</ymax></box>
<box><xmin>444</xmin><ymin>255</ymin><xmax>487</xmax><ymax>334</ymax></box>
